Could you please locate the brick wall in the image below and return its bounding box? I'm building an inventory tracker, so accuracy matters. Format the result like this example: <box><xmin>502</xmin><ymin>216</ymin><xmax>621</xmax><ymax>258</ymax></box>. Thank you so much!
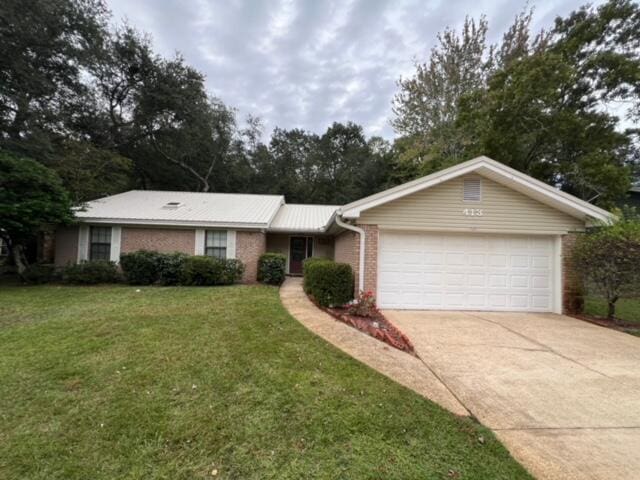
<box><xmin>54</xmin><ymin>226</ymin><xmax>79</xmax><ymax>266</ymax></box>
<box><xmin>121</xmin><ymin>227</ymin><xmax>195</xmax><ymax>254</ymax></box>
<box><xmin>562</xmin><ymin>233</ymin><xmax>584</xmax><ymax>314</ymax></box>
<box><xmin>334</xmin><ymin>230</ymin><xmax>359</xmax><ymax>292</ymax></box>
<box><xmin>236</xmin><ymin>231</ymin><xmax>266</xmax><ymax>283</ymax></box>
<box><xmin>361</xmin><ymin>225</ymin><xmax>379</xmax><ymax>297</ymax></box>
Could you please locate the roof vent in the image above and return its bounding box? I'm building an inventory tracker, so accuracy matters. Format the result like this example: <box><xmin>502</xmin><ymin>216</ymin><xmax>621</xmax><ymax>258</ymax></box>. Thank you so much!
<box><xmin>463</xmin><ymin>177</ymin><xmax>482</xmax><ymax>202</ymax></box>
<box><xmin>162</xmin><ymin>201</ymin><xmax>183</xmax><ymax>210</ymax></box>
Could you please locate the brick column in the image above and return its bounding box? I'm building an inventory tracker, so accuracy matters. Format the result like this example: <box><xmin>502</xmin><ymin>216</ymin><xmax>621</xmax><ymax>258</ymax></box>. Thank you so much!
<box><xmin>236</xmin><ymin>231</ymin><xmax>266</xmax><ymax>283</ymax></box>
<box><xmin>361</xmin><ymin>225</ymin><xmax>379</xmax><ymax>297</ymax></box>
<box><xmin>562</xmin><ymin>233</ymin><xmax>584</xmax><ymax>314</ymax></box>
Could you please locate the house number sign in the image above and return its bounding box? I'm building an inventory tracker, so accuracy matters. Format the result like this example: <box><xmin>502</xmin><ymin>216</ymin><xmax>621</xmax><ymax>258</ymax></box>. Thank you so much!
<box><xmin>463</xmin><ymin>208</ymin><xmax>483</xmax><ymax>216</ymax></box>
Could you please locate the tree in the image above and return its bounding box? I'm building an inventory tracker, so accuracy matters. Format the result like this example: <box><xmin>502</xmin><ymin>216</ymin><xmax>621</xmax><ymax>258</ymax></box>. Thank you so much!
<box><xmin>0</xmin><ymin>151</ymin><xmax>74</xmax><ymax>274</ymax></box>
<box><xmin>572</xmin><ymin>218</ymin><xmax>640</xmax><ymax>319</ymax></box>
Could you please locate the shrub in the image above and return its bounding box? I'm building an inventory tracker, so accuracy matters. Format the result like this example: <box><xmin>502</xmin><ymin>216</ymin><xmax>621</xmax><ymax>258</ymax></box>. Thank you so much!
<box><xmin>61</xmin><ymin>260</ymin><xmax>120</xmax><ymax>284</ymax></box>
<box><xmin>572</xmin><ymin>217</ymin><xmax>640</xmax><ymax>319</ymax></box>
<box><xmin>22</xmin><ymin>263</ymin><xmax>57</xmax><ymax>284</ymax></box>
<box><xmin>302</xmin><ymin>257</ymin><xmax>331</xmax><ymax>293</ymax></box>
<box><xmin>120</xmin><ymin>250</ymin><xmax>162</xmax><ymax>284</ymax></box>
<box><xmin>157</xmin><ymin>252</ymin><xmax>188</xmax><ymax>286</ymax></box>
<box><xmin>347</xmin><ymin>291</ymin><xmax>378</xmax><ymax>317</ymax></box>
<box><xmin>303</xmin><ymin>259</ymin><xmax>353</xmax><ymax>307</ymax></box>
<box><xmin>179</xmin><ymin>256</ymin><xmax>245</xmax><ymax>286</ymax></box>
<box><xmin>258</xmin><ymin>253</ymin><xmax>286</xmax><ymax>285</ymax></box>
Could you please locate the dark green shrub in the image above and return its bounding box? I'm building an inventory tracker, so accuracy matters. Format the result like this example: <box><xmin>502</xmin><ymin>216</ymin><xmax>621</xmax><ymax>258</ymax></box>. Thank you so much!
<box><xmin>221</xmin><ymin>258</ymin><xmax>245</xmax><ymax>284</ymax></box>
<box><xmin>179</xmin><ymin>256</ymin><xmax>244</xmax><ymax>286</ymax></box>
<box><xmin>120</xmin><ymin>250</ymin><xmax>162</xmax><ymax>284</ymax></box>
<box><xmin>303</xmin><ymin>259</ymin><xmax>353</xmax><ymax>307</ymax></box>
<box><xmin>61</xmin><ymin>261</ymin><xmax>120</xmax><ymax>284</ymax></box>
<box><xmin>22</xmin><ymin>263</ymin><xmax>57</xmax><ymax>284</ymax></box>
<box><xmin>157</xmin><ymin>252</ymin><xmax>188</xmax><ymax>285</ymax></box>
<box><xmin>258</xmin><ymin>253</ymin><xmax>286</xmax><ymax>285</ymax></box>
<box><xmin>302</xmin><ymin>257</ymin><xmax>331</xmax><ymax>293</ymax></box>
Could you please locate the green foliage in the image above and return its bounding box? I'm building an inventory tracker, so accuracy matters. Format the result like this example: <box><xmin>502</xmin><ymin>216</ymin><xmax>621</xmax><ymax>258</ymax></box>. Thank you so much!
<box><xmin>303</xmin><ymin>259</ymin><xmax>354</xmax><ymax>307</ymax></box>
<box><xmin>157</xmin><ymin>252</ymin><xmax>189</xmax><ymax>286</ymax></box>
<box><xmin>61</xmin><ymin>260</ymin><xmax>120</xmax><ymax>285</ymax></box>
<box><xmin>258</xmin><ymin>253</ymin><xmax>286</xmax><ymax>285</ymax></box>
<box><xmin>119</xmin><ymin>250</ymin><xmax>163</xmax><ymax>285</ymax></box>
<box><xmin>572</xmin><ymin>218</ymin><xmax>640</xmax><ymax>318</ymax></box>
<box><xmin>21</xmin><ymin>264</ymin><xmax>57</xmax><ymax>284</ymax></box>
<box><xmin>179</xmin><ymin>256</ymin><xmax>244</xmax><ymax>286</ymax></box>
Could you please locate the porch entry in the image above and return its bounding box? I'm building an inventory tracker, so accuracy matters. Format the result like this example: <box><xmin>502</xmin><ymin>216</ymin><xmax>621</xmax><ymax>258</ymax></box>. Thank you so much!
<box><xmin>289</xmin><ymin>236</ymin><xmax>313</xmax><ymax>274</ymax></box>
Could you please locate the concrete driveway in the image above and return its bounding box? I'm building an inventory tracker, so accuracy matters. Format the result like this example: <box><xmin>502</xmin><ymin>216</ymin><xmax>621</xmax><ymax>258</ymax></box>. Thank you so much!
<box><xmin>385</xmin><ymin>311</ymin><xmax>640</xmax><ymax>480</ymax></box>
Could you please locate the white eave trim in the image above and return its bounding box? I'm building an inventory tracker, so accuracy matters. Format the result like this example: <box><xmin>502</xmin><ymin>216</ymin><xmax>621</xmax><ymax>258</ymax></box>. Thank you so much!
<box><xmin>339</xmin><ymin>156</ymin><xmax>613</xmax><ymax>223</ymax></box>
<box><xmin>74</xmin><ymin>217</ymin><xmax>269</xmax><ymax>230</ymax></box>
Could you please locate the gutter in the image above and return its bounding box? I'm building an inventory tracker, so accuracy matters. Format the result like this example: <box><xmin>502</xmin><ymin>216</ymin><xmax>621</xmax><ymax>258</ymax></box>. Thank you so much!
<box><xmin>335</xmin><ymin>216</ymin><xmax>365</xmax><ymax>293</ymax></box>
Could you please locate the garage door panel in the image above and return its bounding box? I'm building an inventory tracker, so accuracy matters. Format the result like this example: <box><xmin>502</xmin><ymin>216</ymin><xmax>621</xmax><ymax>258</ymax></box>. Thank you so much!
<box><xmin>378</xmin><ymin>232</ymin><xmax>555</xmax><ymax>312</ymax></box>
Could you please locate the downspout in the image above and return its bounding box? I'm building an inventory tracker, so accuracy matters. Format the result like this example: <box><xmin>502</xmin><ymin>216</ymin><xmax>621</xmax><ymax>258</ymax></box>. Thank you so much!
<box><xmin>335</xmin><ymin>215</ymin><xmax>365</xmax><ymax>293</ymax></box>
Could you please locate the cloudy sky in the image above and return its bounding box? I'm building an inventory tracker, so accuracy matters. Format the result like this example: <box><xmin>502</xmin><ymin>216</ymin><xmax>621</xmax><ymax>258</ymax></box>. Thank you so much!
<box><xmin>106</xmin><ymin>0</ymin><xmax>602</xmax><ymax>139</ymax></box>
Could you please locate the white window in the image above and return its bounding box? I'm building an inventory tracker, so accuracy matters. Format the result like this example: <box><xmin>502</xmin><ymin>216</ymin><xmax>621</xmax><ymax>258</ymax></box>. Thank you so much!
<box><xmin>463</xmin><ymin>177</ymin><xmax>482</xmax><ymax>202</ymax></box>
<box><xmin>90</xmin><ymin>226</ymin><xmax>112</xmax><ymax>261</ymax></box>
<box><xmin>205</xmin><ymin>230</ymin><xmax>227</xmax><ymax>259</ymax></box>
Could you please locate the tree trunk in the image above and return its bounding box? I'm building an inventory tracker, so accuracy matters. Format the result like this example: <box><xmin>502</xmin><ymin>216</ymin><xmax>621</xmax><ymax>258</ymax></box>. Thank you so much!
<box><xmin>12</xmin><ymin>244</ymin><xmax>28</xmax><ymax>276</ymax></box>
<box><xmin>607</xmin><ymin>300</ymin><xmax>616</xmax><ymax>320</ymax></box>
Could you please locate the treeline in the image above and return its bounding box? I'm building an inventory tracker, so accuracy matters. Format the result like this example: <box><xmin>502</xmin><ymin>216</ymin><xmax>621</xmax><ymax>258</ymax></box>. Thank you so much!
<box><xmin>1</xmin><ymin>0</ymin><xmax>639</xmax><ymax>208</ymax></box>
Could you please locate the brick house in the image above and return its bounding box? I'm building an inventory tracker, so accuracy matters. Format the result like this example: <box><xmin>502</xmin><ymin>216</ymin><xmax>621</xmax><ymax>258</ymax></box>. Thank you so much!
<box><xmin>55</xmin><ymin>156</ymin><xmax>612</xmax><ymax>314</ymax></box>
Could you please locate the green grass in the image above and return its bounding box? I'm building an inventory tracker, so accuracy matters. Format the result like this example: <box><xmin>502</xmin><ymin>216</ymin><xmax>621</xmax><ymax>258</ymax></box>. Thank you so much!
<box><xmin>0</xmin><ymin>284</ymin><xmax>531</xmax><ymax>479</ymax></box>
<box><xmin>584</xmin><ymin>296</ymin><xmax>640</xmax><ymax>336</ymax></box>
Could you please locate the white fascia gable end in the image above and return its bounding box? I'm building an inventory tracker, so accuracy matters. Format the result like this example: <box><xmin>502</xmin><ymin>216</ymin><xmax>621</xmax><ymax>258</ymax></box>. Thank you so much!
<box><xmin>339</xmin><ymin>156</ymin><xmax>613</xmax><ymax>223</ymax></box>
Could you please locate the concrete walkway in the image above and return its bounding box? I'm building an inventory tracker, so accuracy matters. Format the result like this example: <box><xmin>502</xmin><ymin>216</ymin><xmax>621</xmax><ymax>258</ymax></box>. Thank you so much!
<box><xmin>388</xmin><ymin>310</ymin><xmax>640</xmax><ymax>480</ymax></box>
<box><xmin>279</xmin><ymin>278</ymin><xmax>468</xmax><ymax>416</ymax></box>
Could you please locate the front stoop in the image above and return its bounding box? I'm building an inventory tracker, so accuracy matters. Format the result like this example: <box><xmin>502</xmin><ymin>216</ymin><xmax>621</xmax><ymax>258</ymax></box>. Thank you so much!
<box><xmin>279</xmin><ymin>277</ymin><xmax>469</xmax><ymax>417</ymax></box>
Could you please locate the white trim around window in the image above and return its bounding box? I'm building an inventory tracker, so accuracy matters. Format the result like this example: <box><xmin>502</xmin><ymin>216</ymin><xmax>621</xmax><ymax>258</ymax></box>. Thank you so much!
<box><xmin>110</xmin><ymin>226</ymin><xmax>122</xmax><ymax>263</ymax></box>
<box><xmin>226</xmin><ymin>230</ymin><xmax>236</xmax><ymax>259</ymax></box>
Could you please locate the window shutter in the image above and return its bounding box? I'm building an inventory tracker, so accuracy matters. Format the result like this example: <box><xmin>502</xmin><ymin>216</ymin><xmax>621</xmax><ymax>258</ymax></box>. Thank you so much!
<box><xmin>195</xmin><ymin>229</ymin><xmax>205</xmax><ymax>255</ymax></box>
<box><xmin>463</xmin><ymin>177</ymin><xmax>482</xmax><ymax>202</ymax></box>
<box><xmin>226</xmin><ymin>230</ymin><xmax>236</xmax><ymax>259</ymax></box>
<box><xmin>77</xmin><ymin>225</ymin><xmax>89</xmax><ymax>262</ymax></box>
<box><xmin>110</xmin><ymin>226</ymin><xmax>122</xmax><ymax>263</ymax></box>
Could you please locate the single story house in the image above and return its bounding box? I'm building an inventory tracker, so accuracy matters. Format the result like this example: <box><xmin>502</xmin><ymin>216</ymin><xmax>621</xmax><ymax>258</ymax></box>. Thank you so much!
<box><xmin>54</xmin><ymin>156</ymin><xmax>612</xmax><ymax>314</ymax></box>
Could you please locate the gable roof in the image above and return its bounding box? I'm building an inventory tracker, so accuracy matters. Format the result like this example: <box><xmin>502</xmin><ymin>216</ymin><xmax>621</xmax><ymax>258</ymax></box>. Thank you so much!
<box><xmin>76</xmin><ymin>190</ymin><xmax>285</xmax><ymax>228</ymax></box>
<box><xmin>339</xmin><ymin>156</ymin><xmax>613</xmax><ymax>223</ymax></box>
<box><xmin>269</xmin><ymin>204</ymin><xmax>339</xmax><ymax>232</ymax></box>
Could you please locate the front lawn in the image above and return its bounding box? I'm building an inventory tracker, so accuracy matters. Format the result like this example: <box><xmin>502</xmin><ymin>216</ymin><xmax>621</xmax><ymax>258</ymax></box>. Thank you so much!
<box><xmin>584</xmin><ymin>296</ymin><xmax>640</xmax><ymax>336</ymax></box>
<box><xmin>0</xmin><ymin>284</ymin><xmax>531</xmax><ymax>479</ymax></box>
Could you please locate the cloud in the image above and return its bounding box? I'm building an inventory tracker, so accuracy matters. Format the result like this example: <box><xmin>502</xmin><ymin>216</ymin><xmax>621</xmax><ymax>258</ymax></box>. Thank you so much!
<box><xmin>106</xmin><ymin>0</ymin><xmax>603</xmax><ymax>139</ymax></box>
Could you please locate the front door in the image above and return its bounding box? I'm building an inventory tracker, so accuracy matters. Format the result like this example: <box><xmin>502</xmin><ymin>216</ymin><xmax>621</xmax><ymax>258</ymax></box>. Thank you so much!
<box><xmin>289</xmin><ymin>236</ymin><xmax>312</xmax><ymax>275</ymax></box>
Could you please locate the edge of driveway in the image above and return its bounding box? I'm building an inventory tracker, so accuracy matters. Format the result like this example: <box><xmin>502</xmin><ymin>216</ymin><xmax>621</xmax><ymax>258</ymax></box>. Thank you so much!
<box><xmin>279</xmin><ymin>277</ymin><xmax>469</xmax><ymax>417</ymax></box>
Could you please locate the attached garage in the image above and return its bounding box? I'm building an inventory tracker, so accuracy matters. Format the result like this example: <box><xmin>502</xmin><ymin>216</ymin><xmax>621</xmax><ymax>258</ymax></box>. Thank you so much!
<box><xmin>377</xmin><ymin>231</ymin><xmax>558</xmax><ymax>311</ymax></box>
<box><xmin>338</xmin><ymin>156</ymin><xmax>613</xmax><ymax>314</ymax></box>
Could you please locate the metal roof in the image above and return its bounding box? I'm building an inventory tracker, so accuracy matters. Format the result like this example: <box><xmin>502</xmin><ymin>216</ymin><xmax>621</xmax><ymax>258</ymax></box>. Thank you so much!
<box><xmin>76</xmin><ymin>190</ymin><xmax>285</xmax><ymax>228</ymax></box>
<box><xmin>268</xmin><ymin>204</ymin><xmax>339</xmax><ymax>232</ymax></box>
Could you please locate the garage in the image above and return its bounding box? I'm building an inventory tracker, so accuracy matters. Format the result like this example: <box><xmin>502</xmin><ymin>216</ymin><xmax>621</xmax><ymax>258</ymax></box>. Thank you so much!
<box><xmin>377</xmin><ymin>231</ymin><xmax>558</xmax><ymax>311</ymax></box>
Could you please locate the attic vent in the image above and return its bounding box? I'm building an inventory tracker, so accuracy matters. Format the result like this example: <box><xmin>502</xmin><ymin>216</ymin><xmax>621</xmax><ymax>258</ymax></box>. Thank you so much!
<box><xmin>463</xmin><ymin>178</ymin><xmax>482</xmax><ymax>202</ymax></box>
<box><xmin>162</xmin><ymin>201</ymin><xmax>183</xmax><ymax>210</ymax></box>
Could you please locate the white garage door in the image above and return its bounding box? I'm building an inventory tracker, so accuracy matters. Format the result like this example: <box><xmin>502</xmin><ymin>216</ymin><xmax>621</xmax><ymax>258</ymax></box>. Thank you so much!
<box><xmin>378</xmin><ymin>232</ymin><xmax>556</xmax><ymax>311</ymax></box>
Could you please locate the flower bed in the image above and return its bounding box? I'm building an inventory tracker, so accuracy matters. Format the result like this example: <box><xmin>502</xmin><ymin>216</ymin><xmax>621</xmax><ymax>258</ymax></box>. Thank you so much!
<box><xmin>308</xmin><ymin>291</ymin><xmax>416</xmax><ymax>355</ymax></box>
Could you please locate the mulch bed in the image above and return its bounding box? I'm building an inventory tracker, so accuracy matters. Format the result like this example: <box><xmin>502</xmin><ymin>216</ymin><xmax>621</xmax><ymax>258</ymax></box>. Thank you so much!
<box><xmin>572</xmin><ymin>313</ymin><xmax>640</xmax><ymax>334</ymax></box>
<box><xmin>308</xmin><ymin>296</ymin><xmax>416</xmax><ymax>355</ymax></box>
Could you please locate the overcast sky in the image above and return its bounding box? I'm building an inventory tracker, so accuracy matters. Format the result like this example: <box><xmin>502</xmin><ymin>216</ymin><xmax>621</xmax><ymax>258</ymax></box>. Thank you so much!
<box><xmin>106</xmin><ymin>0</ymin><xmax>602</xmax><ymax>139</ymax></box>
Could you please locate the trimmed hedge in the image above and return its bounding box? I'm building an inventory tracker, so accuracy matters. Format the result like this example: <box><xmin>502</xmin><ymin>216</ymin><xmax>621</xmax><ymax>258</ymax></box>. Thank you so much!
<box><xmin>61</xmin><ymin>260</ymin><xmax>120</xmax><ymax>284</ymax></box>
<box><xmin>157</xmin><ymin>252</ymin><xmax>189</xmax><ymax>285</ymax></box>
<box><xmin>258</xmin><ymin>253</ymin><xmax>286</xmax><ymax>285</ymax></box>
<box><xmin>179</xmin><ymin>256</ymin><xmax>244</xmax><ymax>286</ymax></box>
<box><xmin>120</xmin><ymin>250</ymin><xmax>162</xmax><ymax>285</ymax></box>
<box><xmin>303</xmin><ymin>258</ymin><xmax>354</xmax><ymax>307</ymax></box>
<box><xmin>22</xmin><ymin>264</ymin><xmax>57</xmax><ymax>284</ymax></box>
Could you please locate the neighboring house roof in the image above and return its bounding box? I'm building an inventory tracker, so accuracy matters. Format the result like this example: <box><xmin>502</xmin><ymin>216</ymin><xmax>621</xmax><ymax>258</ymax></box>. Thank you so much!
<box><xmin>269</xmin><ymin>204</ymin><xmax>339</xmax><ymax>232</ymax></box>
<box><xmin>339</xmin><ymin>156</ymin><xmax>613</xmax><ymax>223</ymax></box>
<box><xmin>631</xmin><ymin>184</ymin><xmax>640</xmax><ymax>193</ymax></box>
<box><xmin>76</xmin><ymin>190</ymin><xmax>285</xmax><ymax>228</ymax></box>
